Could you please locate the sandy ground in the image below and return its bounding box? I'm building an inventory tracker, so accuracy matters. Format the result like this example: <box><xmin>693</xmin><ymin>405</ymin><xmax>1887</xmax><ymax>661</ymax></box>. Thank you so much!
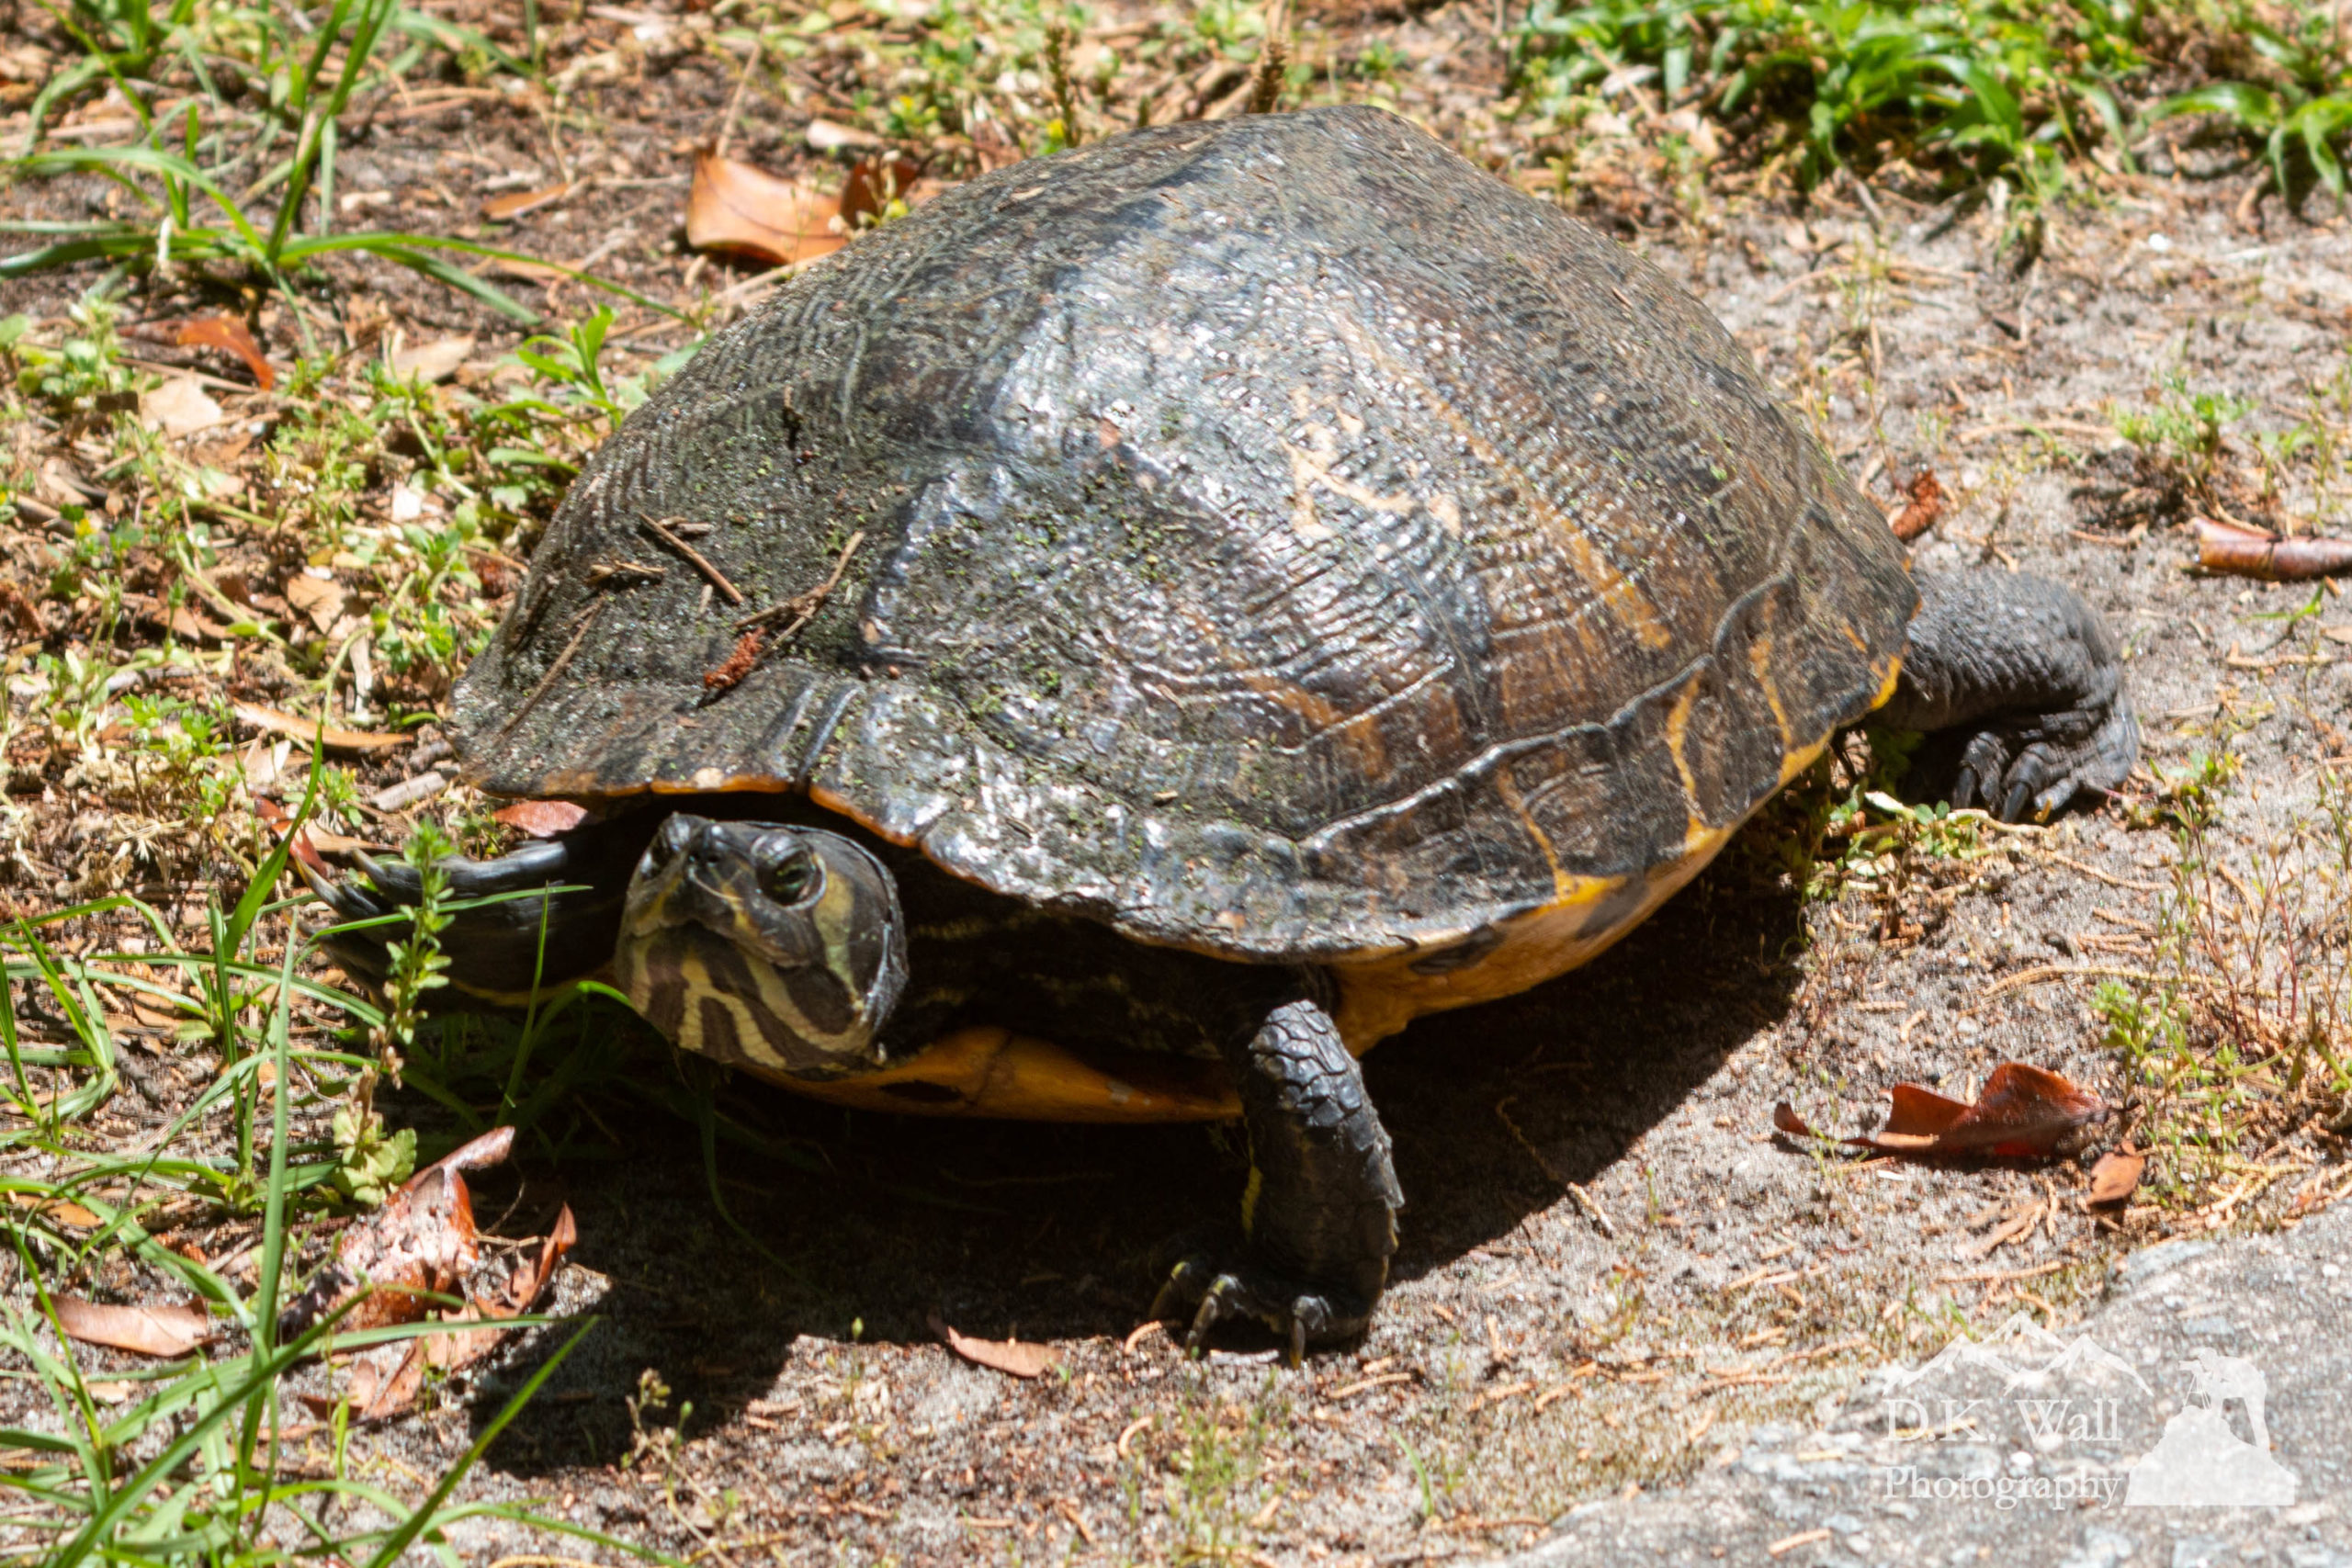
<box><xmin>305</xmin><ymin>190</ymin><xmax>2352</xmax><ymax>1566</ymax></box>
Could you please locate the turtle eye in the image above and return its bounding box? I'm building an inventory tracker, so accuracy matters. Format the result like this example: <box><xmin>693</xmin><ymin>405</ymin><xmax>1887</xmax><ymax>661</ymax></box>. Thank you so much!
<box><xmin>763</xmin><ymin>851</ymin><xmax>820</xmax><ymax>906</ymax></box>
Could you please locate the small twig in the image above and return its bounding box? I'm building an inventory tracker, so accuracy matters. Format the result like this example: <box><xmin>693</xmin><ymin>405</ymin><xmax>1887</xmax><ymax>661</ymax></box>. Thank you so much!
<box><xmin>502</xmin><ymin>600</ymin><xmax>605</xmax><ymax>731</ymax></box>
<box><xmin>711</xmin><ymin>45</ymin><xmax>760</xmax><ymax>162</ymax></box>
<box><xmin>736</xmin><ymin>530</ymin><xmax>865</xmax><ymax>636</ymax></box>
<box><xmin>640</xmin><ymin>515</ymin><xmax>743</xmax><ymax>605</ymax></box>
<box><xmin>2040</xmin><ymin>852</ymin><xmax>2166</xmax><ymax>893</ymax></box>
<box><xmin>587</xmin><ymin>559</ymin><xmax>665</xmax><ymax>587</ymax></box>
<box><xmin>1841</xmin><ymin>165</ymin><xmax>1886</xmax><ymax>231</ymax></box>
<box><xmin>1496</xmin><ymin>1095</ymin><xmax>1616</xmax><ymax>1236</ymax></box>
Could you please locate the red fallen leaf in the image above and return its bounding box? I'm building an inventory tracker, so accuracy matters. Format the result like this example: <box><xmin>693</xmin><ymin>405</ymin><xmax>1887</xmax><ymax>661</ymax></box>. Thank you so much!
<box><xmin>492</xmin><ymin>799</ymin><xmax>591</xmax><ymax>839</ymax></box>
<box><xmin>1774</xmin><ymin>1063</ymin><xmax>2109</xmax><ymax>1160</ymax></box>
<box><xmin>277</xmin><ymin>1129</ymin><xmax>520</xmax><ymax>1339</ymax></box>
<box><xmin>930</xmin><ymin>1312</ymin><xmax>1061</xmax><ymax>1379</ymax></box>
<box><xmin>1888</xmin><ymin>469</ymin><xmax>1946</xmax><ymax>542</ymax></box>
<box><xmin>53</xmin><ymin>1298</ymin><xmax>214</xmax><ymax>1358</ymax></box>
<box><xmin>686</xmin><ymin>151</ymin><xmax>846</xmax><ymax>266</ymax></box>
<box><xmin>175</xmin><ymin>315</ymin><xmax>275</xmax><ymax>390</ymax></box>
<box><xmin>2086</xmin><ymin>1149</ymin><xmax>2145</xmax><ymax>1206</ymax></box>
<box><xmin>2192</xmin><ymin>517</ymin><xmax>2352</xmax><ymax>581</ymax></box>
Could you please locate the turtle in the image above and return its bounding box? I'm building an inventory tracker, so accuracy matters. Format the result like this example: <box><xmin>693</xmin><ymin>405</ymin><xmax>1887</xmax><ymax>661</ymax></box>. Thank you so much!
<box><xmin>315</xmin><ymin>104</ymin><xmax>2137</xmax><ymax>1357</ymax></box>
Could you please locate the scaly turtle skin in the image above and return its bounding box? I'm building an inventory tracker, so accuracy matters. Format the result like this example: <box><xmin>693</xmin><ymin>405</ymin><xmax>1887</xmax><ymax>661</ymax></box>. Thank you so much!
<box><xmin>318</xmin><ymin>106</ymin><xmax>2137</xmax><ymax>1356</ymax></box>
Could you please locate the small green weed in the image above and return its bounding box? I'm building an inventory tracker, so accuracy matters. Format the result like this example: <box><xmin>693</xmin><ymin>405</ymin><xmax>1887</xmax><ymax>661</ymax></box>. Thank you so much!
<box><xmin>2148</xmin><ymin>0</ymin><xmax>2352</xmax><ymax>201</ymax></box>
<box><xmin>2130</xmin><ymin>747</ymin><xmax>2241</xmax><ymax>832</ymax></box>
<box><xmin>2109</xmin><ymin>371</ymin><xmax>2254</xmax><ymax>489</ymax></box>
<box><xmin>1510</xmin><ymin>0</ymin><xmax>2147</xmax><ymax>192</ymax></box>
<box><xmin>2094</xmin><ymin>772</ymin><xmax>2352</xmax><ymax>1210</ymax></box>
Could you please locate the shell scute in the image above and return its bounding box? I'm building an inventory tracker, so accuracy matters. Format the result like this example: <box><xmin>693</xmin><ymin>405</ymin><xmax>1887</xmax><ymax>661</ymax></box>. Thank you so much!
<box><xmin>455</xmin><ymin>106</ymin><xmax>1912</xmax><ymax>964</ymax></box>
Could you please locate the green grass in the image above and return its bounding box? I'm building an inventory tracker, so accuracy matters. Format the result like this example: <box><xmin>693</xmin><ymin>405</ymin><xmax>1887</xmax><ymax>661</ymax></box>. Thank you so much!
<box><xmin>2148</xmin><ymin>0</ymin><xmax>2352</xmax><ymax>198</ymax></box>
<box><xmin>0</xmin><ymin>783</ymin><xmax>662</xmax><ymax>1564</ymax></box>
<box><xmin>1512</xmin><ymin>0</ymin><xmax>2352</xmax><ymax>207</ymax></box>
<box><xmin>2090</xmin><ymin>762</ymin><xmax>2352</xmax><ymax>1211</ymax></box>
<box><xmin>1512</xmin><ymin>0</ymin><xmax>2150</xmax><ymax>189</ymax></box>
<box><xmin>3</xmin><ymin>0</ymin><xmax>675</xmax><ymax>329</ymax></box>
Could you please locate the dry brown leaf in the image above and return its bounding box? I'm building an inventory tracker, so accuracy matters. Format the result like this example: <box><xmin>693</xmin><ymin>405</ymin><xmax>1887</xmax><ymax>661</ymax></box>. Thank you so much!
<box><xmin>2086</xmin><ymin>1149</ymin><xmax>2145</xmax><ymax>1206</ymax></box>
<box><xmin>687</xmin><ymin>151</ymin><xmax>845</xmax><ymax>266</ymax></box>
<box><xmin>0</xmin><ymin>577</ymin><xmax>42</xmax><ymax>637</ymax></box>
<box><xmin>278</xmin><ymin>1148</ymin><xmax>492</xmax><ymax>1337</ymax></box>
<box><xmin>2191</xmin><ymin>517</ymin><xmax>2352</xmax><ymax>581</ymax></box>
<box><xmin>8</xmin><ymin>1190</ymin><xmax>102</xmax><ymax>1228</ymax></box>
<box><xmin>232</xmin><ymin>702</ymin><xmax>407</xmax><ymax>753</ymax></box>
<box><xmin>160</xmin><ymin>599</ymin><xmax>230</xmax><ymax>642</ymax></box>
<box><xmin>284</xmin><ymin>573</ymin><xmax>345</xmax><ymax>635</ymax></box>
<box><xmin>387</xmin><ymin>333</ymin><xmax>476</xmax><ymax>385</ymax></box>
<box><xmin>1774</xmin><ymin>1063</ymin><xmax>2109</xmax><ymax>1160</ymax></box>
<box><xmin>842</xmin><ymin>154</ymin><xmax>931</xmax><ymax>223</ymax></box>
<box><xmin>930</xmin><ymin>1312</ymin><xmax>1062</xmax><ymax>1379</ymax></box>
<box><xmin>482</xmin><ymin>254</ymin><xmax>567</xmax><ymax>283</ymax></box>
<box><xmin>323</xmin><ymin>1197</ymin><xmax>573</xmax><ymax>1423</ymax></box>
<box><xmin>483</xmin><ymin>182</ymin><xmax>575</xmax><ymax>221</ymax></box>
<box><xmin>54</xmin><ymin>1298</ymin><xmax>213</xmax><ymax>1358</ymax></box>
<box><xmin>140</xmin><ymin>377</ymin><xmax>224</xmax><ymax>438</ymax></box>
<box><xmin>1888</xmin><ymin>469</ymin><xmax>1946</xmax><ymax>542</ymax></box>
<box><xmin>492</xmin><ymin>799</ymin><xmax>592</xmax><ymax>838</ymax></box>
<box><xmin>175</xmin><ymin>315</ymin><xmax>276</xmax><ymax>389</ymax></box>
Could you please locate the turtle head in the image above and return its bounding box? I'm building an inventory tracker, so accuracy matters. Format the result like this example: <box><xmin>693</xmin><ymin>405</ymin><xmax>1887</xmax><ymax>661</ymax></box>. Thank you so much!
<box><xmin>616</xmin><ymin>814</ymin><xmax>910</xmax><ymax>1077</ymax></box>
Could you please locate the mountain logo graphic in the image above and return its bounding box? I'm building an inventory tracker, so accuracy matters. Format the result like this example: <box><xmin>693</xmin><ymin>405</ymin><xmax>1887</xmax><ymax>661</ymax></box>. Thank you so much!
<box><xmin>2124</xmin><ymin>1348</ymin><xmax>2297</xmax><ymax>1507</ymax></box>
<box><xmin>1882</xmin><ymin>1313</ymin><xmax>2150</xmax><ymax>1397</ymax></box>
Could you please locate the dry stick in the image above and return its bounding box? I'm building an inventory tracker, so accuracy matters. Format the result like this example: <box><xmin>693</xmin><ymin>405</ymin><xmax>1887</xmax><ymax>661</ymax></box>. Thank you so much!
<box><xmin>2041</xmin><ymin>852</ymin><xmax>2165</xmax><ymax>893</ymax></box>
<box><xmin>1496</xmin><ymin>1095</ymin><xmax>1616</xmax><ymax>1236</ymax></box>
<box><xmin>640</xmin><ymin>515</ymin><xmax>744</xmax><ymax>605</ymax></box>
<box><xmin>737</xmin><ymin>530</ymin><xmax>865</xmax><ymax>636</ymax></box>
<box><xmin>711</xmin><ymin>44</ymin><xmax>760</xmax><ymax>161</ymax></box>
<box><xmin>500</xmin><ymin>601</ymin><xmax>605</xmax><ymax>732</ymax></box>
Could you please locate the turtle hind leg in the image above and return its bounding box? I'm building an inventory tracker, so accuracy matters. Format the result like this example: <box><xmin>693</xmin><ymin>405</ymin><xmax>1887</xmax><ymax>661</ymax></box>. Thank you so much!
<box><xmin>1878</xmin><ymin>569</ymin><xmax>2140</xmax><ymax>822</ymax></box>
<box><xmin>1152</xmin><ymin>998</ymin><xmax>1402</xmax><ymax>1361</ymax></box>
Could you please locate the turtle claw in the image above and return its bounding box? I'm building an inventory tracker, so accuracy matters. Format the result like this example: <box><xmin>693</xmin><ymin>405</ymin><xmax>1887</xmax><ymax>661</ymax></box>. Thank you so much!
<box><xmin>1152</xmin><ymin>1254</ymin><xmax>1366</xmax><ymax>1366</ymax></box>
<box><xmin>1947</xmin><ymin>710</ymin><xmax>2135</xmax><ymax>823</ymax></box>
<box><xmin>297</xmin><ymin>856</ymin><xmax>392</xmax><ymax>925</ymax></box>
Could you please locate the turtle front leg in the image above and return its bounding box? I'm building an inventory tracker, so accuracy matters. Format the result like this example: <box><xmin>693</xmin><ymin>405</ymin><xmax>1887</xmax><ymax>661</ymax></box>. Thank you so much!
<box><xmin>300</xmin><ymin>818</ymin><xmax>654</xmax><ymax>1003</ymax></box>
<box><xmin>1153</xmin><ymin>998</ymin><xmax>1402</xmax><ymax>1361</ymax></box>
<box><xmin>1878</xmin><ymin>569</ymin><xmax>2139</xmax><ymax>822</ymax></box>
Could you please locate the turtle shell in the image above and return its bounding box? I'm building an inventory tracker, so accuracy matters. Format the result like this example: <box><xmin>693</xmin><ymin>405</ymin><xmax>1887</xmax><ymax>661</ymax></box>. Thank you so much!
<box><xmin>454</xmin><ymin>106</ymin><xmax>1912</xmax><ymax>1018</ymax></box>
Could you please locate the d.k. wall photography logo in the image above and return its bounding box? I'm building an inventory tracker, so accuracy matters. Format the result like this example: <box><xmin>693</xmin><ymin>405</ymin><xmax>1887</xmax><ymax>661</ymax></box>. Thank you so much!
<box><xmin>1871</xmin><ymin>1314</ymin><xmax>2297</xmax><ymax>1511</ymax></box>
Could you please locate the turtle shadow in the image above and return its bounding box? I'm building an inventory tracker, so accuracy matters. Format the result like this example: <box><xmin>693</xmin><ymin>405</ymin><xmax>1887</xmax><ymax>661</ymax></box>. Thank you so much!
<box><xmin>453</xmin><ymin>852</ymin><xmax>1809</xmax><ymax>1473</ymax></box>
